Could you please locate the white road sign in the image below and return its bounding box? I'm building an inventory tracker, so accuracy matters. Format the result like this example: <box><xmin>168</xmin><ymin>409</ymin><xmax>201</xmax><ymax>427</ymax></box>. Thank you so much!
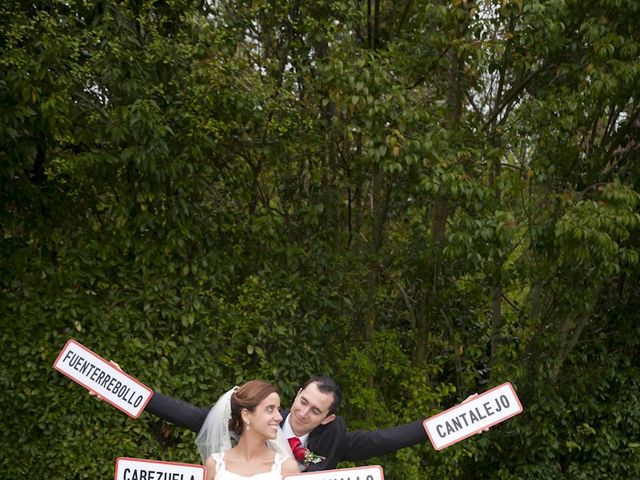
<box><xmin>53</xmin><ymin>338</ymin><xmax>153</xmax><ymax>418</ymax></box>
<box><xmin>423</xmin><ymin>382</ymin><xmax>523</xmax><ymax>450</ymax></box>
<box><xmin>284</xmin><ymin>465</ymin><xmax>383</xmax><ymax>480</ymax></box>
<box><xmin>114</xmin><ymin>457</ymin><xmax>206</xmax><ymax>480</ymax></box>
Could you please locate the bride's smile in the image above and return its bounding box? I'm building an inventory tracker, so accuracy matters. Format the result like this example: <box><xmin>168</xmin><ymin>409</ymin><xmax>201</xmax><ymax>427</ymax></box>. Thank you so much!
<box><xmin>246</xmin><ymin>392</ymin><xmax>283</xmax><ymax>439</ymax></box>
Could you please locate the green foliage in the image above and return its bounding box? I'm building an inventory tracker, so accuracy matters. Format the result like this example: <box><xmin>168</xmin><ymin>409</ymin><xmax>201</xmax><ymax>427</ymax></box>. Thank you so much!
<box><xmin>2</xmin><ymin>0</ymin><xmax>640</xmax><ymax>479</ymax></box>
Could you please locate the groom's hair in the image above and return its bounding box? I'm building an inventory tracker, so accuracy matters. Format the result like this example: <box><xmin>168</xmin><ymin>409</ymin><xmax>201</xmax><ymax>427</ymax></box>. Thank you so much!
<box><xmin>229</xmin><ymin>380</ymin><xmax>279</xmax><ymax>436</ymax></box>
<box><xmin>301</xmin><ymin>376</ymin><xmax>342</xmax><ymax>414</ymax></box>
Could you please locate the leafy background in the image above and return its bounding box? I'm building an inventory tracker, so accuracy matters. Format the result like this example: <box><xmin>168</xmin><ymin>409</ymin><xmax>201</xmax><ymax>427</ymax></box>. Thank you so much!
<box><xmin>2</xmin><ymin>0</ymin><xmax>639</xmax><ymax>478</ymax></box>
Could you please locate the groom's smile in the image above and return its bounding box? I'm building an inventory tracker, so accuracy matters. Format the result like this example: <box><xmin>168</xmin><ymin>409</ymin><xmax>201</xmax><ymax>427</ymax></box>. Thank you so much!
<box><xmin>289</xmin><ymin>382</ymin><xmax>336</xmax><ymax>436</ymax></box>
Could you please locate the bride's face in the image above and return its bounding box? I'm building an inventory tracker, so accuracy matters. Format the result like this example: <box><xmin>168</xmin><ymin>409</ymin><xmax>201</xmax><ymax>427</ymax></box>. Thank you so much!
<box><xmin>245</xmin><ymin>392</ymin><xmax>283</xmax><ymax>439</ymax></box>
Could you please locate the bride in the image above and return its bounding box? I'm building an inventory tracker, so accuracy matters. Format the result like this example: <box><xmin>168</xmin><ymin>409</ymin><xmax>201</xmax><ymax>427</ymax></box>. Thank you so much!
<box><xmin>196</xmin><ymin>380</ymin><xmax>300</xmax><ymax>480</ymax></box>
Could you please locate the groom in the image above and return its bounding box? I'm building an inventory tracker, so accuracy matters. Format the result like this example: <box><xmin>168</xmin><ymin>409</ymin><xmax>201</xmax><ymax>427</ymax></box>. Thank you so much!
<box><xmin>146</xmin><ymin>376</ymin><xmax>428</xmax><ymax>471</ymax></box>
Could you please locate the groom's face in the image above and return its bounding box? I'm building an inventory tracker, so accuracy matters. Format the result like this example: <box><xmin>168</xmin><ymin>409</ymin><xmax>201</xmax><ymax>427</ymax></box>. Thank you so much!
<box><xmin>288</xmin><ymin>382</ymin><xmax>336</xmax><ymax>436</ymax></box>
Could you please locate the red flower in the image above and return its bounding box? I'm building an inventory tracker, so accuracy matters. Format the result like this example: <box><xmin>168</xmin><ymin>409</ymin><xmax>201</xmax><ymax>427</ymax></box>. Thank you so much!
<box><xmin>287</xmin><ymin>437</ymin><xmax>307</xmax><ymax>462</ymax></box>
<box><xmin>287</xmin><ymin>437</ymin><xmax>325</xmax><ymax>465</ymax></box>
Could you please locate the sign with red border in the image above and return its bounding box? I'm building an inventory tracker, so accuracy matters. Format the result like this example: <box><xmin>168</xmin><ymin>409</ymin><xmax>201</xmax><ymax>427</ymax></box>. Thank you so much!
<box><xmin>53</xmin><ymin>339</ymin><xmax>153</xmax><ymax>419</ymax></box>
<box><xmin>284</xmin><ymin>465</ymin><xmax>383</xmax><ymax>480</ymax></box>
<box><xmin>114</xmin><ymin>457</ymin><xmax>206</xmax><ymax>480</ymax></box>
<box><xmin>423</xmin><ymin>382</ymin><xmax>523</xmax><ymax>450</ymax></box>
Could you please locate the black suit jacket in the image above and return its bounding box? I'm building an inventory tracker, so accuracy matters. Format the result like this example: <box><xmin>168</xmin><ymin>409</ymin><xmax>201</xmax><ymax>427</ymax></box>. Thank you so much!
<box><xmin>146</xmin><ymin>392</ymin><xmax>427</xmax><ymax>471</ymax></box>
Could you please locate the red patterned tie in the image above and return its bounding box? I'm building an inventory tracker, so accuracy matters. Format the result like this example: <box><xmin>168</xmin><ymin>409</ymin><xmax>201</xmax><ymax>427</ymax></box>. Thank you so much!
<box><xmin>288</xmin><ymin>437</ymin><xmax>306</xmax><ymax>462</ymax></box>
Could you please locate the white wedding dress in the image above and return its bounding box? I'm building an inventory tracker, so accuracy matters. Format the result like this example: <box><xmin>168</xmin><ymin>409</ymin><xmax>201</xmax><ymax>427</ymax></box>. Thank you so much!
<box><xmin>210</xmin><ymin>452</ymin><xmax>289</xmax><ymax>480</ymax></box>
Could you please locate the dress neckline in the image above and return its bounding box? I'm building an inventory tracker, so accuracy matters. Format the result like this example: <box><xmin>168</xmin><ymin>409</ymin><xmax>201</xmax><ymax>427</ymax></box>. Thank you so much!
<box><xmin>213</xmin><ymin>451</ymin><xmax>283</xmax><ymax>478</ymax></box>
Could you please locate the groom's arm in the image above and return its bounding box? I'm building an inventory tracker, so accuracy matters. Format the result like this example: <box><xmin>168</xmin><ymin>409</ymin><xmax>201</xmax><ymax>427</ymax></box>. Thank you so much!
<box><xmin>341</xmin><ymin>393</ymin><xmax>486</xmax><ymax>460</ymax></box>
<box><xmin>342</xmin><ymin>419</ymin><xmax>427</xmax><ymax>461</ymax></box>
<box><xmin>145</xmin><ymin>391</ymin><xmax>210</xmax><ymax>432</ymax></box>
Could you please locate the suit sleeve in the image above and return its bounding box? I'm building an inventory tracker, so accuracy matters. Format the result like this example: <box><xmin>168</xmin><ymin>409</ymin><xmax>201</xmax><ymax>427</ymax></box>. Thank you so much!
<box><xmin>305</xmin><ymin>417</ymin><xmax>348</xmax><ymax>471</ymax></box>
<box><xmin>342</xmin><ymin>419</ymin><xmax>427</xmax><ymax>461</ymax></box>
<box><xmin>145</xmin><ymin>391</ymin><xmax>210</xmax><ymax>433</ymax></box>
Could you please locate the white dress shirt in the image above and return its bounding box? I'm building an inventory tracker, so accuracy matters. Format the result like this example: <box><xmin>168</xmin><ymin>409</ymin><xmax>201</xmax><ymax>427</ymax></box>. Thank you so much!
<box><xmin>282</xmin><ymin>413</ymin><xmax>310</xmax><ymax>447</ymax></box>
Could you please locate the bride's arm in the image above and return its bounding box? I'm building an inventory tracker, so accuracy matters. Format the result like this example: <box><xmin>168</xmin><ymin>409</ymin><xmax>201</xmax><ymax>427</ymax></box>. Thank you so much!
<box><xmin>281</xmin><ymin>458</ymin><xmax>300</xmax><ymax>476</ymax></box>
<box><xmin>205</xmin><ymin>456</ymin><xmax>217</xmax><ymax>480</ymax></box>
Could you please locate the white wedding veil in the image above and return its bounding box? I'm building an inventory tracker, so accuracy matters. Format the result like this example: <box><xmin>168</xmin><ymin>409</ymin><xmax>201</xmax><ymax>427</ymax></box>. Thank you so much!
<box><xmin>195</xmin><ymin>386</ymin><xmax>294</xmax><ymax>464</ymax></box>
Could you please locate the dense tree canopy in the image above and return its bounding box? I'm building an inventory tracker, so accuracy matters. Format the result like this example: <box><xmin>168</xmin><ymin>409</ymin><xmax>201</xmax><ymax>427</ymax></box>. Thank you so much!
<box><xmin>2</xmin><ymin>1</ymin><xmax>639</xmax><ymax>478</ymax></box>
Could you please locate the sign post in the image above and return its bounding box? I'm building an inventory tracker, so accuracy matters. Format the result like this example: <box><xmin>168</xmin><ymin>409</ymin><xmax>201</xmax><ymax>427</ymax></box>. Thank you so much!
<box><xmin>423</xmin><ymin>382</ymin><xmax>523</xmax><ymax>450</ymax></box>
<box><xmin>53</xmin><ymin>338</ymin><xmax>153</xmax><ymax>418</ymax></box>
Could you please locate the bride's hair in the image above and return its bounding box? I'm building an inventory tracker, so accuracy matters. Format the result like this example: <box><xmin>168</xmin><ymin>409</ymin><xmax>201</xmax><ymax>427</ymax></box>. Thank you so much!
<box><xmin>229</xmin><ymin>380</ymin><xmax>279</xmax><ymax>436</ymax></box>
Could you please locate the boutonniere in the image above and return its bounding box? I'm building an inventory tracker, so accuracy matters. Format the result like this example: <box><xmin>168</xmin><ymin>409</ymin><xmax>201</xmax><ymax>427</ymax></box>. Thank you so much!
<box><xmin>302</xmin><ymin>449</ymin><xmax>325</xmax><ymax>465</ymax></box>
<box><xmin>288</xmin><ymin>437</ymin><xmax>326</xmax><ymax>465</ymax></box>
